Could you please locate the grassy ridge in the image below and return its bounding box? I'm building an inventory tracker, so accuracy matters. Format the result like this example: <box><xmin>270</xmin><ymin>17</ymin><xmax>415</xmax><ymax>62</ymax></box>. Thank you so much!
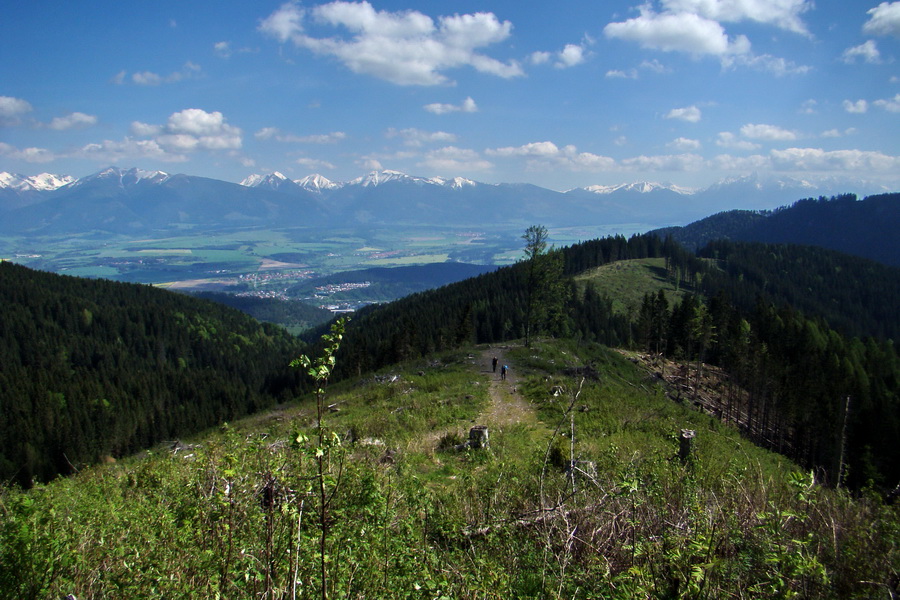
<box><xmin>2</xmin><ymin>339</ymin><xmax>896</xmax><ymax>599</ymax></box>
<box><xmin>573</xmin><ymin>257</ymin><xmax>694</xmax><ymax>315</ymax></box>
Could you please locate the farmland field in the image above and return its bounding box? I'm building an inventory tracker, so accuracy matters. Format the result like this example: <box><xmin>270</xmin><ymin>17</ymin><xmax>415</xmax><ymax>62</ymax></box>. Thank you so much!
<box><xmin>1</xmin><ymin>222</ymin><xmax>645</xmax><ymax>306</ymax></box>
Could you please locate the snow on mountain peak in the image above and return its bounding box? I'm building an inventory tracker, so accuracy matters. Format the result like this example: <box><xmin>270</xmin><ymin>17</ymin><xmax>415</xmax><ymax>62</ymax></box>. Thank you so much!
<box><xmin>295</xmin><ymin>174</ymin><xmax>341</xmax><ymax>191</ymax></box>
<box><xmin>0</xmin><ymin>172</ymin><xmax>76</xmax><ymax>191</ymax></box>
<box><xmin>581</xmin><ymin>182</ymin><xmax>695</xmax><ymax>195</ymax></box>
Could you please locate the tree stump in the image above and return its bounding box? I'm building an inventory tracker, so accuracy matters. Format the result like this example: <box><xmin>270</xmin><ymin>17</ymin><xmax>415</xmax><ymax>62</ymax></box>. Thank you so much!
<box><xmin>469</xmin><ymin>425</ymin><xmax>489</xmax><ymax>449</ymax></box>
<box><xmin>679</xmin><ymin>429</ymin><xmax>696</xmax><ymax>463</ymax></box>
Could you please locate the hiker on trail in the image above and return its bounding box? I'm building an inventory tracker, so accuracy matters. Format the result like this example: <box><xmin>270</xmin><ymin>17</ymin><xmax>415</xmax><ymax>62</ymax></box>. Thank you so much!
<box><xmin>501</xmin><ymin>364</ymin><xmax>508</xmax><ymax>381</ymax></box>
<box><xmin>492</xmin><ymin>356</ymin><xmax>498</xmax><ymax>373</ymax></box>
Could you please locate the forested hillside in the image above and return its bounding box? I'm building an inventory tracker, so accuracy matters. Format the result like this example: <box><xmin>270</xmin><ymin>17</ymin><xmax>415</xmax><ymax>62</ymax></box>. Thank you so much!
<box><xmin>0</xmin><ymin>262</ymin><xmax>305</xmax><ymax>486</ymax></box>
<box><xmin>653</xmin><ymin>193</ymin><xmax>900</xmax><ymax>266</ymax></box>
<box><xmin>310</xmin><ymin>233</ymin><xmax>900</xmax><ymax>490</ymax></box>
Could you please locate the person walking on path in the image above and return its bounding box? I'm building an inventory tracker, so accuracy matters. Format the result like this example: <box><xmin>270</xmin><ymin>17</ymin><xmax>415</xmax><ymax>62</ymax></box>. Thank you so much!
<box><xmin>492</xmin><ymin>356</ymin><xmax>498</xmax><ymax>373</ymax></box>
<box><xmin>500</xmin><ymin>364</ymin><xmax>508</xmax><ymax>381</ymax></box>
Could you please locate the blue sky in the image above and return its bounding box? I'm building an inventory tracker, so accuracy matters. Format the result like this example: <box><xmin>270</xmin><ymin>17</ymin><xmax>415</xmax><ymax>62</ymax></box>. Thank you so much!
<box><xmin>1</xmin><ymin>0</ymin><xmax>899</xmax><ymax>191</ymax></box>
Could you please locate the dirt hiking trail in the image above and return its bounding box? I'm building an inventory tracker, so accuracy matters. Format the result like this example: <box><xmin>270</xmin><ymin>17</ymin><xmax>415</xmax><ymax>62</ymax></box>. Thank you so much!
<box><xmin>477</xmin><ymin>346</ymin><xmax>540</xmax><ymax>431</ymax></box>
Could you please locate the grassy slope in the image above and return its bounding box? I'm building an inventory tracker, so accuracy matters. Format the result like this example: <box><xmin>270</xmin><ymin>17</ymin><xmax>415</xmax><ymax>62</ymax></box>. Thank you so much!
<box><xmin>573</xmin><ymin>257</ymin><xmax>695</xmax><ymax>315</ymax></box>
<box><xmin>2</xmin><ymin>338</ymin><xmax>896</xmax><ymax>599</ymax></box>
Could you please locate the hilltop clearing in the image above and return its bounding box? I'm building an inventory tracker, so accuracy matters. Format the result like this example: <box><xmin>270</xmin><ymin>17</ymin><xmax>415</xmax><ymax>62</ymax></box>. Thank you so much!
<box><xmin>3</xmin><ymin>338</ymin><xmax>897</xmax><ymax>599</ymax></box>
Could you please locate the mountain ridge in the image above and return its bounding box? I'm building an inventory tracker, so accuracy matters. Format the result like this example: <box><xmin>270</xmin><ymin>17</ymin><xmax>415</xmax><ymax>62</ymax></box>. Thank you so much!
<box><xmin>1</xmin><ymin>166</ymin><xmax>893</xmax><ymax>234</ymax></box>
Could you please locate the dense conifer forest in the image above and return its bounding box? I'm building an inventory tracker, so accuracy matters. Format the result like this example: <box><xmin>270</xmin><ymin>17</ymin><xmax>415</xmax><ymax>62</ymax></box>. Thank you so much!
<box><xmin>653</xmin><ymin>193</ymin><xmax>900</xmax><ymax>267</ymax></box>
<box><xmin>309</xmin><ymin>233</ymin><xmax>900</xmax><ymax>491</ymax></box>
<box><xmin>0</xmin><ymin>262</ymin><xmax>305</xmax><ymax>486</ymax></box>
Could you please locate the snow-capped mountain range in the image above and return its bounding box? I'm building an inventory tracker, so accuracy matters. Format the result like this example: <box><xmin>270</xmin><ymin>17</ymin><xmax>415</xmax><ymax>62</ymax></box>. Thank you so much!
<box><xmin>0</xmin><ymin>166</ymin><xmax>889</xmax><ymax>237</ymax></box>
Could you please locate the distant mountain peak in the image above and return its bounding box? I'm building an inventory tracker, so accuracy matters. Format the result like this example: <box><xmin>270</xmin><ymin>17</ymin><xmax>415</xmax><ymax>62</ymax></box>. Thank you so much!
<box><xmin>0</xmin><ymin>172</ymin><xmax>75</xmax><ymax>191</ymax></box>
<box><xmin>580</xmin><ymin>181</ymin><xmax>695</xmax><ymax>195</ymax></box>
<box><xmin>295</xmin><ymin>174</ymin><xmax>342</xmax><ymax>192</ymax></box>
<box><xmin>73</xmin><ymin>167</ymin><xmax>170</xmax><ymax>188</ymax></box>
<box><xmin>348</xmin><ymin>170</ymin><xmax>415</xmax><ymax>187</ymax></box>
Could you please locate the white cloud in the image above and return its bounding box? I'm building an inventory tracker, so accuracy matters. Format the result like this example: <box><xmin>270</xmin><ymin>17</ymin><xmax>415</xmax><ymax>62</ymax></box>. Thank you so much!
<box><xmin>74</xmin><ymin>138</ymin><xmax>188</xmax><ymax>163</ymax></box>
<box><xmin>621</xmin><ymin>153</ymin><xmax>705</xmax><ymax>171</ymax></box>
<box><xmin>419</xmin><ymin>146</ymin><xmax>492</xmax><ymax>171</ymax></box>
<box><xmin>874</xmin><ymin>93</ymin><xmax>900</xmax><ymax>112</ymax></box>
<box><xmin>48</xmin><ymin>112</ymin><xmax>97</xmax><ymax>131</ymax></box>
<box><xmin>666</xmin><ymin>105</ymin><xmax>702</xmax><ymax>122</ymax></box>
<box><xmin>604</xmin><ymin>8</ymin><xmax>751</xmax><ymax>56</ymax></box>
<box><xmin>721</xmin><ymin>52</ymin><xmax>811</xmax><ymax>76</ymax></box>
<box><xmin>255</xmin><ymin>127</ymin><xmax>347</xmax><ymax>143</ymax></box>
<box><xmin>770</xmin><ymin>147</ymin><xmax>900</xmax><ymax>172</ymax></box>
<box><xmin>606</xmin><ymin>69</ymin><xmax>638</xmax><ymax>79</ymax></box>
<box><xmin>131</xmin><ymin>121</ymin><xmax>163</xmax><ymax>136</ymax></box>
<box><xmin>556</xmin><ymin>44</ymin><xmax>587</xmax><ymax>68</ymax></box>
<box><xmin>842</xmin><ymin>40</ymin><xmax>881</xmax><ymax>64</ymax></box>
<box><xmin>640</xmin><ymin>58</ymin><xmax>669</xmax><ymax>73</ymax></box>
<box><xmin>295</xmin><ymin>157</ymin><xmax>336</xmax><ymax>170</ymax></box>
<box><xmin>740</xmin><ymin>123</ymin><xmax>798</xmax><ymax>141</ymax></box>
<box><xmin>486</xmin><ymin>141</ymin><xmax>617</xmax><ymax>171</ymax></box>
<box><xmin>128</xmin><ymin>108</ymin><xmax>242</xmax><ymax>154</ymax></box>
<box><xmin>130</xmin><ymin>62</ymin><xmax>202</xmax><ymax>86</ymax></box>
<box><xmin>716</xmin><ymin>131</ymin><xmax>761</xmax><ymax>150</ymax></box>
<box><xmin>863</xmin><ymin>2</ymin><xmax>900</xmax><ymax>37</ymax></box>
<box><xmin>0</xmin><ymin>142</ymin><xmax>55</xmax><ymax>163</ymax></box>
<box><xmin>529</xmin><ymin>51</ymin><xmax>551</xmax><ymax>65</ymax></box>
<box><xmin>214</xmin><ymin>41</ymin><xmax>232</xmax><ymax>58</ymax></box>
<box><xmin>259</xmin><ymin>1</ymin><xmax>523</xmax><ymax>85</ymax></box>
<box><xmin>799</xmin><ymin>99</ymin><xmax>817</xmax><ymax>114</ymax></box>
<box><xmin>843</xmin><ymin>99</ymin><xmax>869</xmax><ymax>114</ymax></box>
<box><xmin>424</xmin><ymin>97</ymin><xmax>478</xmax><ymax>115</ymax></box>
<box><xmin>387</xmin><ymin>128</ymin><xmax>457</xmax><ymax>147</ymax></box>
<box><xmin>0</xmin><ymin>96</ymin><xmax>34</xmax><ymax>120</ymax></box>
<box><xmin>820</xmin><ymin>128</ymin><xmax>856</xmax><ymax>138</ymax></box>
<box><xmin>668</xmin><ymin>137</ymin><xmax>701</xmax><ymax>150</ymax></box>
<box><xmin>662</xmin><ymin>0</ymin><xmax>813</xmax><ymax>34</ymax></box>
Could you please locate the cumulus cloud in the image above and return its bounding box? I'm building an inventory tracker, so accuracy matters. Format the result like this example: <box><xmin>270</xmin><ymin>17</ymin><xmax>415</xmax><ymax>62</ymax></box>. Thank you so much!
<box><xmin>863</xmin><ymin>2</ymin><xmax>900</xmax><ymax>37</ymax></box>
<box><xmin>259</xmin><ymin>1</ymin><xmax>523</xmax><ymax>85</ymax></box>
<box><xmin>874</xmin><ymin>93</ymin><xmax>900</xmax><ymax>112</ymax></box>
<box><xmin>716</xmin><ymin>131</ymin><xmax>761</xmax><ymax>150</ymax></box>
<box><xmin>214</xmin><ymin>41</ymin><xmax>233</xmax><ymax>58</ymax></box>
<box><xmin>48</xmin><ymin>112</ymin><xmax>98</xmax><ymax>131</ymax></box>
<box><xmin>621</xmin><ymin>153</ymin><xmax>705</xmax><ymax>171</ymax></box>
<box><xmin>0</xmin><ymin>96</ymin><xmax>34</xmax><ymax>121</ymax></box>
<box><xmin>604</xmin><ymin>8</ymin><xmax>750</xmax><ymax>56</ymax></box>
<box><xmin>295</xmin><ymin>157</ymin><xmax>336</xmax><ymax>170</ymax></box>
<box><xmin>419</xmin><ymin>146</ymin><xmax>493</xmax><ymax>171</ymax></box>
<box><xmin>740</xmin><ymin>123</ymin><xmax>798</xmax><ymax>141</ymax></box>
<box><xmin>127</xmin><ymin>62</ymin><xmax>202</xmax><ymax>86</ymax></box>
<box><xmin>130</xmin><ymin>108</ymin><xmax>242</xmax><ymax>154</ymax></box>
<box><xmin>424</xmin><ymin>96</ymin><xmax>478</xmax><ymax>115</ymax></box>
<box><xmin>74</xmin><ymin>138</ymin><xmax>188</xmax><ymax>163</ymax></box>
<box><xmin>721</xmin><ymin>52</ymin><xmax>811</xmax><ymax>76</ymax></box>
<box><xmin>843</xmin><ymin>99</ymin><xmax>869</xmax><ymax>114</ymax></box>
<box><xmin>662</xmin><ymin>0</ymin><xmax>813</xmax><ymax>34</ymax></box>
<box><xmin>556</xmin><ymin>44</ymin><xmax>588</xmax><ymax>68</ymax></box>
<box><xmin>486</xmin><ymin>141</ymin><xmax>617</xmax><ymax>171</ymax></box>
<box><xmin>0</xmin><ymin>142</ymin><xmax>55</xmax><ymax>163</ymax></box>
<box><xmin>666</xmin><ymin>106</ymin><xmax>702</xmax><ymax>122</ymax></box>
<box><xmin>842</xmin><ymin>40</ymin><xmax>881</xmax><ymax>64</ymax></box>
<box><xmin>255</xmin><ymin>127</ymin><xmax>346</xmax><ymax>143</ymax></box>
<box><xmin>0</xmin><ymin>96</ymin><xmax>37</xmax><ymax>127</ymax></box>
<box><xmin>820</xmin><ymin>128</ymin><xmax>856</xmax><ymax>139</ymax></box>
<box><xmin>386</xmin><ymin>128</ymin><xmax>457</xmax><ymax>147</ymax></box>
<box><xmin>668</xmin><ymin>137</ymin><xmax>701</xmax><ymax>150</ymax></box>
<box><xmin>770</xmin><ymin>147</ymin><xmax>899</xmax><ymax>172</ymax></box>
<box><xmin>606</xmin><ymin>69</ymin><xmax>638</xmax><ymax>79</ymax></box>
